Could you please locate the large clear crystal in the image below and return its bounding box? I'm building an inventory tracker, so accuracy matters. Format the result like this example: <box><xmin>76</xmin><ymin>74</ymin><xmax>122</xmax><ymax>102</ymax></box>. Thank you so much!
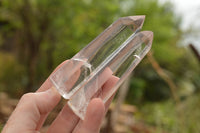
<box><xmin>50</xmin><ymin>16</ymin><xmax>153</xmax><ymax>119</ymax></box>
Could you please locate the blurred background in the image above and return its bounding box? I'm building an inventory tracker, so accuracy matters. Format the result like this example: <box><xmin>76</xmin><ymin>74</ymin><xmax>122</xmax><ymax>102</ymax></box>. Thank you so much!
<box><xmin>0</xmin><ymin>0</ymin><xmax>200</xmax><ymax>132</ymax></box>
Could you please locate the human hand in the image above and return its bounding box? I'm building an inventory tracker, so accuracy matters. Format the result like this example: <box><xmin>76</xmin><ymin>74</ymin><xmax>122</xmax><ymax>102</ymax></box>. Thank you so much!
<box><xmin>2</xmin><ymin>61</ymin><xmax>118</xmax><ymax>133</ymax></box>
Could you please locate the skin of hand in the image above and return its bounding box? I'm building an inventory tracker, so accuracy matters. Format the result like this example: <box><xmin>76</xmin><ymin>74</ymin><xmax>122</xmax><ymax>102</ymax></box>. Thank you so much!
<box><xmin>2</xmin><ymin>61</ymin><xmax>119</xmax><ymax>133</ymax></box>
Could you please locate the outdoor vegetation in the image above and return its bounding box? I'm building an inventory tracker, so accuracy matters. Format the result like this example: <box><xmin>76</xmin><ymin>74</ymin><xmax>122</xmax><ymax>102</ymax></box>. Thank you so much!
<box><xmin>0</xmin><ymin>0</ymin><xmax>200</xmax><ymax>132</ymax></box>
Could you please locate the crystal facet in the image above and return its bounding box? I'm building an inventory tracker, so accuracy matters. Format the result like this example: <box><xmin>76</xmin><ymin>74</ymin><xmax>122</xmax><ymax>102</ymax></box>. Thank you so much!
<box><xmin>50</xmin><ymin>16</ymin><xmax>153</xmax><ymax>119</ymax></box>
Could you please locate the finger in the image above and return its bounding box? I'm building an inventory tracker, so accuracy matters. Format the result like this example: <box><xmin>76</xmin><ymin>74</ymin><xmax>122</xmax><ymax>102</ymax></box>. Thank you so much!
<box><xmin>101</xmin><ymin>76</ymin><xmax>119</xmax><ymax>111</ymax></box>
<box><xmin>38</xmin><ymin>59</ymin><xmax>82</xmax><ymax>93</ymax></box>
<box><xmin>2</xmin><ymin>87</ymin><xmax>61</xmax><ymax>133</ymax></box>
<box><xmin>47</xmin><ymin>104</ymin><xmax>79</xmax><ymax>133</ymax></box>
<box><xmin>37</xmin><ymin>60</ymin><xmax>69</xmax><ymax>92</ymax></box>
<box><xmin>73</xmin><ymin>98</ymin><xmax>105</xmax><ymax>133</ymax></box>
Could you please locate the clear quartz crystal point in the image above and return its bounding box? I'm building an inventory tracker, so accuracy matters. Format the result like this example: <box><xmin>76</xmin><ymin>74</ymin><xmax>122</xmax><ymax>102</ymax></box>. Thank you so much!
<box><xmin>50</xmin><ymin>16</ymin><xmax>153</xmax><ymax>120</ymax></box>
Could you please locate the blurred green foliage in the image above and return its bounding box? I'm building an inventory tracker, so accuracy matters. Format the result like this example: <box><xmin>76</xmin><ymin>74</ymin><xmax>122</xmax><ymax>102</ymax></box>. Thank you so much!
<box><xmin>0</xmin><ymin>52</ymin><xmax>25</xmax><ymax>95</ymax></box>
<box><xmin>137</xmin><ymin>93</ymin><xmax>200</xmax><ymax>132</ymax></box>
<box><xmin>0</xmin><ymin>0</ymin><xmax>200</xmax><ymax>132</ymax></box>
<box><xmin>0</xmin><ymin>0</ymin><xmax>122</xmax><ymax>93</ymax></box>
<box><xmin>0</xmin><ymin>0</ymin><xmax>199</xmax><ymax>101</ymax></box>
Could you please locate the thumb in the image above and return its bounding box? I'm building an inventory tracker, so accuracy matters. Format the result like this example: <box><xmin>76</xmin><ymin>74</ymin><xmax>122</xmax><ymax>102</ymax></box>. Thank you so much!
<box><xmin>2</xmin><ymin>87</ymin><xmax>61</xmax><ymax>133</ymax></box>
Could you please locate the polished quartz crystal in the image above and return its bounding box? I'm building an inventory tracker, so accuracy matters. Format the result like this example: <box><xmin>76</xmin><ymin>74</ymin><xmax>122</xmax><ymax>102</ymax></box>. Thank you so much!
<box><xmin>50</xmin><ymin>16</ymin><xmax>153</xmax><ymax>119</ymax></box>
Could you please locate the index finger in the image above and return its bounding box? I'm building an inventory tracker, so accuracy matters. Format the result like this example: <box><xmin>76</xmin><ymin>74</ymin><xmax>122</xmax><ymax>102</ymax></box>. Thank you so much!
<box><xmin>37</xmin><ymin>60</ymin><xmax>69</xmax><ymax>92</ymax></box>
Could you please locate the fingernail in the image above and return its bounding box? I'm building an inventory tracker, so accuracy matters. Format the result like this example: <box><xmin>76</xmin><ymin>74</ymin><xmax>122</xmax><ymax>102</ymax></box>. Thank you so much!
<box><xmin>46</xmin><ymin>86</ymin><xmax>60</xmax><ymax>96</ymax></box>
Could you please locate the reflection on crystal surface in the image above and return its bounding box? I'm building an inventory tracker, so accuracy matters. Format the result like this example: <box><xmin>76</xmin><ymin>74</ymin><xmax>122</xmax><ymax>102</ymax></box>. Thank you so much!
<box><xmin>49</xmin><ymin>16</ymin><xmax>153</xmax><ymax>120</ymax></box>
<box><xmin>89</xmin><ymin>25</ymin><xmax>137</xmax><ymax>69</ymax></box>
